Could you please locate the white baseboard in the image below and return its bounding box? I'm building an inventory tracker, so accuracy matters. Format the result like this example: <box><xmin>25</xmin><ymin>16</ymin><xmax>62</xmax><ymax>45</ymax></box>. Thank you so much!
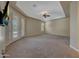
<box><xmin>70</xmin><ymin>45</ymin><xmax>79</xmax><ymax>52</ymax></box>
<box><xmin>46</xmin><ymin>33</ymin><xmax>69</xmax><ymax>37</ymax></box>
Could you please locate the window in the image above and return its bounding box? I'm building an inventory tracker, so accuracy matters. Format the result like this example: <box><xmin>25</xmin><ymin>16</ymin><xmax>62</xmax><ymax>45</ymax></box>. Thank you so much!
<box><xmin>0</xmin><ymin>26</ymin><xmax>5</xmax><ymax>41</ymax></box>
<box><xmin>41</xmin><ymin>22</ymin><xmax>45</xmax><ymax>32</ymax></box>
<box><xmin>12</xmin><ymin>14</ymin><xmax>19</xmax><ymax>38</ymax></box>
<box><xmin>0</xmin><ymin>26</ymin><xmax>5</xmax><ymax>51</ymax></box>
<box><xmin>21</xmin><ymin>18</ymin><xmax>25</xmax><ymax>37</ymax></box>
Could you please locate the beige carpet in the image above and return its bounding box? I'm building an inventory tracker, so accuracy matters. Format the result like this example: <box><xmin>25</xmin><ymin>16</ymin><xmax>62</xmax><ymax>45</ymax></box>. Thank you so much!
<box><xmin>5</xmin><ymin>34</ymin><xmax>79</xmax><ymax>58</ymax></box>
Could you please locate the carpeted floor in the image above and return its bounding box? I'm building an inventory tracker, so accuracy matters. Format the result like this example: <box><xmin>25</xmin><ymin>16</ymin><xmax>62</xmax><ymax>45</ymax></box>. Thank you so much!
<box><xmin>5</xmin><ymin>34</ymin><xmax>79</xmax><ymax>58</ymax></box>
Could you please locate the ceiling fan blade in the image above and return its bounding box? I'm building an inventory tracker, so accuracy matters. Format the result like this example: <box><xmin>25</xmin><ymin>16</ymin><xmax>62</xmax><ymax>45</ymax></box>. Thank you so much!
<box><xmin>47</xmin><ymin>15</ymin><xmax>50</xmax><ymax>17</ymax></box>
<box><xmin>43</xmin><ymin>14</ymin><xmax>50</xmax><ymax>18</ymax></box>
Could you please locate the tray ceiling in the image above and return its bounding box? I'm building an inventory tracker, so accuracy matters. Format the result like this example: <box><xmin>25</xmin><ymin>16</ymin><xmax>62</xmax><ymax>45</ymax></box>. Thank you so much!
<box><xmin>16</xmin><ymin>1</ymin><xmax>65</xmax><ymax>21</ymax></box>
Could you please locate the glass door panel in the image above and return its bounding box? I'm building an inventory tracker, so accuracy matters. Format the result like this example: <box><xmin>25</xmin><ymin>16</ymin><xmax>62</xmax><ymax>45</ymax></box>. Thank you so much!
<box><xmin>12</xmin><ymin>14</ymin><xmax>19</xmax><ymax>39</ymax></box>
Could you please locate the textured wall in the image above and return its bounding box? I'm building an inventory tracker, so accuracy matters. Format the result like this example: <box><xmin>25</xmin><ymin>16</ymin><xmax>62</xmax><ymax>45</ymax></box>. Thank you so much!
<box><xmin>45</xmin><ymin>17</ymin><xmax>70</xmax><ymax>37</ymax></box>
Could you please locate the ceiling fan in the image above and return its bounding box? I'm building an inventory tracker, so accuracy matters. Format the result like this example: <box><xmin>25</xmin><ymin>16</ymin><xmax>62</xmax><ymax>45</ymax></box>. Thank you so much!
<box><xmin>41</xmin><ymin>11</ymin><xmax>50</xmax><ymax>18</ymax></box>
<box><xmin>43</xmin><ymin>13</ymin><xmax>50</xmax><ymax>18</ymax></box>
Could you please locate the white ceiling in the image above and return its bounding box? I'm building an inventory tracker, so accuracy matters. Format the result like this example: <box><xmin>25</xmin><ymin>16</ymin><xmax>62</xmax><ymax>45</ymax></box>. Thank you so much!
<box><xmin>16</xmin><ymin>1</ymin><xmax>65</xmax><ymax>21</ymax></box>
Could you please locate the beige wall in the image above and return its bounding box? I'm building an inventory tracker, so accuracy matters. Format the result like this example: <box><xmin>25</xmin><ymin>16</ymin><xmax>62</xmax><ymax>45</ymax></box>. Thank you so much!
<box><xmin>77</xmin><ymin>2</ymin><xmax>79</xmax><ymax>51</ymax></box>
<box><xmin>70</xmin><ymin>2</ymin><xmax>79</xmax><ymax>52</ymax></box>
<box><xmin>26</xmin><ymin>17</ymin><xmax>43</xmax><ymax>36</ymax></box>
<box><xmin>70</xmin><ymin>1</ymin><xmax>79</xmax><ymax>52</ymax></box>
<box><xmin>70</xmin><ymin>2</ymin><xmax>78</xmax><ymax>51</ymax></box>
<box><xmin>45</xmin><ymin>17</ymin><xmax>70</xmax><ymax>37</ymax></box>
